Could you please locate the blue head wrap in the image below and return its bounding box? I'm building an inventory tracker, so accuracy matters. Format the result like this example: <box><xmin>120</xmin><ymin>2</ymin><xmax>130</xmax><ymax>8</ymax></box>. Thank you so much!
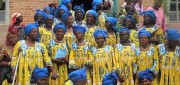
<box><xmin>102</xmin><ymin>72</ymin><xmax>118</xmax><ymax>85</ymax></box>
<box><xmin>166</xmin><ymin>29</ymin><xmax>180</xmax><ymax>41</ymax></box>
<box><xmin>87</xmin><ymin>10</ymin><xmax>98</xmax><ymax>19</ymax></box>
<box><xmin>57</xmin><ymin>4</ymin><xmax>68</xmax><ymax>13</ymax></box>
<box><xmin>94</xmin><ymin>29</ymin><xmax>108</xmax><ymax>38</ymax></box>
<box><xmin>119</xmin><ymin>27</ymin><xmax>130</xmax><ymax>34</ymax></box>
<box><xmin>44</xmin><ymin>13</ymin><xmax>54</xmax><ymax>20</ymax></box>
<box><xmin>43</xmin><ymin>6</ymin><xmax>54</xmax><ymax>16</ymax></box>
<box><xmin>25</xmin><ymin>24</ymin><xmax>38</xmax><ymax>35</ymax></box>
<box><xmin>141</xmin><ymin>10</ymin><xmax>156</xmax><ymax>22</ymax></box>
<box><xmin>73</xmin><ymin>25</ymin><xmax>86</xmax><ymax>34</ymax></box>
<box><xmin>106</xmin><ymin>17</ymin><xmax>118</xmax><ymax>26</ymax></box>
<box><xmin>61</xmin><ymin>0</ymin><xmax>71</xmax><ymax>6</ymax></box>
<box><xmin>74</xmin><ymin>4</ymin><xmax>85</xmax><ymax>15</ymax></box>
<box><xmin>62</xmin><ymin>12</ymin><xmax>72</xmax><ymax>23</ymax></box>
<box><xmin>31</xmin><ymin>68</ymin><xmax>49</xmax><ymax>83</ymax></box>
<box><xmin>138</xmin><ymin>29</ymin><xmax>151</xmax><ymax>38</ymax></box>
<box><xmin>69</xmin><ymin>67</ymin><xmax>87</xmax><ymax>82</ymax></box>
<box><xmin>138</xmin><ymin>68</ymin><xmax>154</xmax><ymax>81</ymax></box>
<box><xmin>123</xmin><ymin>15</ymin><xmax>136</xmax><ymax>26</ymax></box>
<box><xmin>92</xmin><ymin>0</ymin><xmax>103</xmax><ymax>10</ymax></box>
<box><xmin>53</xmin><ymin>22</ymin><xmax>67</xmax><ymax>33</ymax></box>
<box><xmin>34</xmin><ymin>9</ymin><xmax>45</xmax><ymax>18</ymax></box>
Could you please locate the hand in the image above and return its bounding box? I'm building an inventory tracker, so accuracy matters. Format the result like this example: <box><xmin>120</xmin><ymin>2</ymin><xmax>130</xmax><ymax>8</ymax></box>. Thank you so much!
<box><xmin>51</xmin><ymin>73</ymin><xmax>58</xmax><ymax>80</ymax></box>
<box><xmin>52</xmin><ymin>58</ymin><xmax>63</xmax><ymax>64</ymax></box>
<box><xmin>61</xmin><ymin>58</ymin><xmax>68</xmax><ymax>64</ymax></box>
<box><xmin>48</xmin><ymin>66</ymin><xmax>53</xmax><ymax>73</ymax></box>
<box><xmin>0</xmin><ymin>61</ymin><xmax>10</xmax><ymax>66</ymax></box>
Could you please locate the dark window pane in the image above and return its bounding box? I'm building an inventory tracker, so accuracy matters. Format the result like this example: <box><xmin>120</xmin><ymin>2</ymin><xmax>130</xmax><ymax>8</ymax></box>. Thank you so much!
<box><xmin>0</xmin><ymin>2</ymin><xmax>5</xmax><ymax>10</ymax></box>
<box><xmin>169</xmin><ymin>13</ymin><xmax>177</xmax><ymax>21</ymax></box>
<box><xmin>178</xmin><ymin>3</ymin><xmax>180</xmax><ymax>11</ymax></box>
<box><xmin>170</xmin><ymin>3</ymin><xmax>177</xmax><ymax>11</ymax></box>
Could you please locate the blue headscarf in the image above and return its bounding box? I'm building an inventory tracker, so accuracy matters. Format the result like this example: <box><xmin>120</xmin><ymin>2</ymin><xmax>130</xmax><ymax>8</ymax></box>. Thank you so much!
<box><xmin>94</xmin><ymin>29</ymin><xmax>108</xmax><ymax>38</ymax></box>
<box><xmin>138</xmin><ymin>29</ymin><xmax>151</xmax><ymax>38</ymax></box>
<box><xmin>57</xmin><ymin>4</ymin><xmax>68</xmax><ymax>13</ymax></box>
<box><xmin>44</xmin><ymin>13</ymin><xmax>54</xmax><ymax>20</ymax></box>
<box><xmin>138</xmin><ymin>68</ymin><xmax>154</xmax><ymax>81</ymax></box>
<box><xmin>31</xmin><ymin>68</ymin><xmax>49</xmax><ymax>83</ymax></box>
<box><xmin>123</xmin><ymin>15</ymin><xmax>136</xmax><ymax>26</ymax></box>
<box><xmin>141</xmin><ymin>10</ymin><xmax>156</xmax><ymax>22</ymax></box>
<box><xmin>25</xmin><ymin>24</ymin><xmax>38</xmax><ymax>35</ymax></box>
<box><xmin>69</xmin><ymin>67</ymin><xmax>87</xmax><ymax>82</ymax></box>
<box><xmin>106</xmin><ymin>17</ymin><xmax>118</xmax><ymax>26</ymax></box>
<box><xmin>166</xmin><ymin>29</ymin><xmax>180</xmax><ymax>40</ymax></box>
<box><xmin>34</xmin><ymin>9</ymin><xmax>45</xmax><ymax>18</ymax></box>
<box><xmin>74</xmin><ymin>4</ymin><xmax>85</xmax><ymax>15</ymax></box>
<box><xmin>43</xmin><ymin>6</ymin><xmax>54</xmax><ymax>16</ymax></box>
<box><xmin>102</xmin><ymin>72</ymin><xmax>118</xmax><ymax>85</ymax></box>
<box><xmin>119</xmin><ymin>27</ymin><xmax>130</xmax><ymax>34</ymax></box>
<box><xmin>53</xmin><ymin>22</ymin><xmax>67</xmax><ymax>33</ymax></box>
<box><xmin>61</xmin><ymin>0</ymin><xmax>71</xmax><ymax>6</ymax></box>
<box><xmin>87</xmin><ymin>10</ymin><xmax>98</xmax><ymax>19</ymax></box>
<box><xmin>73</xmin><ymin>25</ymin><xmax>86</xmax><ymax>34</ymax></box>
<box><xmin>92</xmin><ymin>0</ymin><xmax>103</xmax><ymax>10</ymax></box>
<box><xmin>61</xmin><ymin>12</ymin><xmax>72</xmax><ymax>23</ymax></box>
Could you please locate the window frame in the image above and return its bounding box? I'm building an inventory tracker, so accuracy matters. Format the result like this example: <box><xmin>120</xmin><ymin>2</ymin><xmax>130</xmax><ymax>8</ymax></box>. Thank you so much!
<box><xmin>168</xmin><ymin>0</ymin><xmax>180</xmax><ymax>22</ymax></box>
<box><xmin>0</xmin><ymin>0</ymin><xmax>9</xmax><ymax>25</ymax></box>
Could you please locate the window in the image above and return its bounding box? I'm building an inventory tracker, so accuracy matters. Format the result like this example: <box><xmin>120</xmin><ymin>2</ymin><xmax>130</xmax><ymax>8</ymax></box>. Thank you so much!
<box><xmin>169</xmin><ymin>0</ymin><xmax>180</xmax><ymax>22</ymax></box>
<box><xmin>0</xmin><ymin>0</ymin><xmax>9</xmax><ymax>25</ymax></box>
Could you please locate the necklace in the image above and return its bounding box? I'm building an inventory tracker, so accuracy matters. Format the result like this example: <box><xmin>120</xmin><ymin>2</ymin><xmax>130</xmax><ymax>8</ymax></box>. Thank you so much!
<box><xmin>77</xmin><ymin>39</ymin><xmax>86</xmax><ymax>45</ymax></box>
<box><xmin>140</xmin><ymin>45</ymin><xmax>149</xmax><ymax>51</ymax></box>
<box><xmin>56</xmin><ymin>39</ymin><xmax>64</xmax><ymax>43</ymax></box>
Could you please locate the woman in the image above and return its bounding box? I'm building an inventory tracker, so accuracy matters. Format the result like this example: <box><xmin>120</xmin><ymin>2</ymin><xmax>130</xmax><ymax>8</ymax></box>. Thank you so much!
<box><xmin>8</xmin><ymin>12</ymin><xmax>26</xmax><ymax>40</ymax></box>
<box><xmin>91</xmin><ymin>29</ymin><xmax>114</xmax><ymax>85</ymax></box>
<box><xmin>123</xmin><ymin>15</ymin><xmax>139</xmax><ymax>46</ymax></box>
<box><xmin>31</xmin><ymin>68</ymin><xmax>49</xmax><ymax>85</ymax></box>
<box><xmin>11</xmin><ymin>24</ymin><xmax>53</xmax><ymax>85</ymax></box>
<box><xmin>103</xmin><ymin>0</ymin><xmax>114</xmax><ymax>16</ymax></box>
<box><xmin>69</xmin><ymin>25</ymin><xmax>93</xmax><ymax>85</ymax></box>
<box><xmin>102</xmin><ymin>72</ymin><xmax>119</xmax><ymax>85</ymax></box>
<box><xmin>62</xmin><ymin>12</ymin><xmax>75</xmax><ymax>50</ymax></box>
<box><xmin>43</xmin><ymin>6</ymin><xmax>54</xmax><ymax>16</ymax></box>
<box><xmin>84</xmin><ymin>10</ymin><xmax>98</xmax><ymax>46</ymax></box>
<box><xmin>54</xmin><ymin>4</ymin><xmax>68</xmax><ymax>24</ymax></box>
<box><xmin>73</xmin><ymin>4</ymin><xmax>86</xmax><ymax>26</ymax></box>
<box><xmin>61</xmin><ymin>0</ymin><xmax>74</xmax><ymax>17</ymax></box>
<box><xmin>105</xmin><ymin>17</ymin><xmax>118</xmax><ymax>47</ymax></box>
<box><xmin>137</xmin><ymin>68</ymin><xmax>154</xmax><ymax>85</ymax></box>
<box><xmin>141</xmin><ymin>10</ymin><xmax>164</xmax><ymax>45</ymax></box>
<box><xmin>0</xmin><ymin>32</ymin><xmax>18</xmax><ymax>84</ymax></box>
<box><xmin>39</xmin><ymin>13</ymin><xmax>54</xmax><ymax>44</ymax></box>
<box><xmin>135</xmin><ymin>29</ymin><xmax>159</xmax><ymax>85</ymax></box>
<box><xmin>92</xmin><ymin>0</ymin><xmax>107</xmax><ymax>29</ymax></box>
<box><xmin>34</xmin><ymin>9</ymin><xmax>45</xmax><ymax>27</ymax></box>
<box><xmin>114</xmin><ymin>27</ymin><xmax>136</xmax><ymax>85</ymax></box>
<box><xmin>45</xmin><ymin>23</ymin><xmax>69</xmax><ymax>85</ymax></box>
<box><xmin>158</xmin><ymin>29</ymin><xmax>180</xmax><ymax>85</ymax></box>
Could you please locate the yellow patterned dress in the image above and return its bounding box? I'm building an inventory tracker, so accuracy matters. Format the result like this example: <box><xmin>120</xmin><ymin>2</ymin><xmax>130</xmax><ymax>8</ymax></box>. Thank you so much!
<box><xmin>130</xmin><ymin>30</ymin><xmax>139</xmax><ymax>46</ymax></box>
<box><xmin>135</xmin><ymin>45</ymin><xmax>159</xmax><ymax>85</ymax></box>
<box><xmin>157</xmin><ymin>44</ymin><xmax>180</xmax><ymax>85</ymax></box>
<box><xmin>11</xmin><ymin>40</ymin><xmax>52</xmax><ymax>85</ymax></box>
<box><xmin>106</xmin><ymin>32</ymin><xmax>118</xmax><ymax>48</ymax></box>
<box><xmin>85</xmin><ymin>26</ymin><xmax>98</xmax><ymax>46</ymax></box>
<box><xmin>45</xmin><ymin>39</ymin><xmax>68</xmax><ymax>85</ymax></box>
<box><xmin>64</xmin><ymin>31</ymin><xmax>76</xmax><ymax>50</ymax></box>
<box><xmin>69</xmin><ymin>41</ymin><xmax>93</xmax><ymax>85</ymax></box>
<box><xmin>114</xmin><ymin>43</ymin><xmax>136</xmax><ymax>85</ymax></box>
<box><xmin>91</xmin><ymin>45</ymin><xmax>114</xmax><ymax>85</ymax></box>
<box><xmin>146</xmin><ymin>26</ymin><xmax>164</xmax><ymax>45</ymax></box>
<box><xmin>98</xmin><ymin>12</ymin><xmax>107</xmax><ymax>29</ymax></box>
<box><xmin>39</xmin><ymin>27</ymin><xmax>54</xmax><ymax>44</ymax></box>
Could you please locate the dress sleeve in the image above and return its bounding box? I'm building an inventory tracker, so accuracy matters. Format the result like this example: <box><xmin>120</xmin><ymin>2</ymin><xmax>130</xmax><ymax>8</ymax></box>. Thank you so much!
<box><xmin>41</xmin><ymin>44</ymin><xmax>52</xmax><ymax>67</ymax></box>
<box><xmin>11</xmin><ymin>41</ymin><xmax>21</xmax><ymax>69</ymax></box>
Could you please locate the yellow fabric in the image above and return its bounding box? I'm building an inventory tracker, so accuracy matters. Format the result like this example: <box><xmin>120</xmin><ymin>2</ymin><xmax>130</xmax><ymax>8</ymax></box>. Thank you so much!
<box><xmin>39</xmin><ymin>27</ymin><xmax>54</xmax><ymax>44</ymax></box>
<box><xmin>130</xmin><ymin>30</ymin><xmax>139</xmax><ymax>46</ymax></box>
<box><xmin>85</xmin><ymin>26</ymin><xmax>97</xmax><ymax>46</ymax></box>
<box><xmin>64</xmin><ymin>80</ymin><xmax>73</xmax><ymax>85</ymax></box>
<box><xmin>146</xmin><ymin>26</ymin><xmax>165</xmax><ymax>44</ymax></box>
<box><xmin>92</xmin><ymin>45</ymin><xmax>114</xmax><ymax>85</ymax></box>
<box><xmin>106</xmin><ymin>33</ymin><xmax>117</xmax><ymax>48</ymax></box>
<box><xmin>11</xmin><ymin>40</ymin><xmax>52</xmax><ymax>85</ymax></box>
<box><xmin>64</xmin><ymin>32</ymin><xmax>75</xmax><ymax>50</ymax></box>
<box><xmin>98</xmin><ymin>12</ymin><xmax>107</xmax><ymax>29</ymax></box>
<box><xmin>69</xmin><ymin>42</ymin><xmax>93</xmax><ymax>85</ymax></box>
<box><xmin>45</xmin><ymin>39</ymin><xmax>68</xmax><ymax>85</ymax></box>
<box><xmin>114</xmin><ymin>43</ymin><xmax>136</xmax><ymax>85</ymax></box>
<box><xmin>135</xmin><ymin>45</ymin><xmax>159</xmax><ymax>85</ymax></box>
<box><xmin>157</xmin><ymin>44</ymin><xmax>180</xmax><ymax>85</ymax></box>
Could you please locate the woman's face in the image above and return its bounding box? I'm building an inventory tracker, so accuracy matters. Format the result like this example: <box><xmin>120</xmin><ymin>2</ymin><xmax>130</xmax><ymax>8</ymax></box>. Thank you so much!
<box><xmin>97</xmin><ymin>3</ymin><xmax>104</xmax><ymax>10</ymax></box>
<box><xmin>139</xmin><ymin>36</ymin><xmax>149</xmax><ymax>45</ymax></box>
<box><xmin>104</xmin><ymin>1</ymin><xmax>111</xmax><ymax>9</ymax></box>
<box><xmin>120</xmin><ymin>31</ymin><xmax>129</xmax><ymax>41</ymax></box>
<box><xmin>168</xmin><ymin>40</ymin><xmax>179</xmax><ymax>48</ymax></box>
<box><xmin>143</xmin><ymin>15</ymin><xmax>153</xmax><ymax>25</ymax></box>
<box><xmin>44</xmin><ymin>9</ymin><xmax>51</xmax><ymax>14</ymax></box>
<box><xmin>16</xmin><ymin>15</ymin><xmax>23</xmax><ymax>23</ymax></box>
<box><xmin>139</xmin><ymin>78</ymin><xmax>151</xmax><ymax>85</ymax></box>
<box><xmin>95</xmin><ymin>36</ymin><xmax>105</xmax><ymax>47</ymax></box>
<box><xmin>59</xmin><ymin>9</ymin><xmax>65</xmax><ymax>15</ymax></box>
<box><xmin>29</xmin><ymin>28</ymin><xmax>39</xmax><ymax>41</ymax></box>
<box><xmin>124</xmin><ymin>18</ymin><xmax>133</xmax><ymax>29</ymax></box>
<box><xmin>45</xmin><ymin>17</ymin><xmax>53</xmax><ymax>27</ymax></box>
<box><xmin>75</xmin><ymin>10</ymin><xmax>83</xmax><ymax>20</ymax></box>
<box><xmin>7</xmin><ymin>33</ymin><xmax>18</xmax><ymax>46</ymax></box>
<box><xmin>86</xmin><ymin>14</ymin><xmax>96</xmax><ymax>25</ymax></box>
<box><xmin>55</xmin><ymin>28</ymin><xmax>65</xmax><ymax>40</ymax></box>
<box><xmin>73</xmin><ymin>80</ymin><xmax>87</xmax><ymax>85</ymax></box>
<box><xmin>105</xmin><ymin>20</ymin><xmax>113</xmax><ymax>30</ymax></box>
<box><xmin>66</xmin><ymin>16</ymin><xmax>73</xmax><ymax>26</ymax></box>
<box><xmin>35</xmin><ymin>14</ymin><xmax>43</xmax><ymax>22</ymax></box>
<box><xmin>67</xmin><ymin>2</ymin><xmax>72</xmax><ymax>10</ymax></box>
<box><xmin>74</xmin><ymin>31</ymin><xmax>84</xmax><ymax>41</ymax></box>
<box><xmin>36</xmin><ymin>77</ymin><xmax>49</xmax><ymax>85</ymax></box>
